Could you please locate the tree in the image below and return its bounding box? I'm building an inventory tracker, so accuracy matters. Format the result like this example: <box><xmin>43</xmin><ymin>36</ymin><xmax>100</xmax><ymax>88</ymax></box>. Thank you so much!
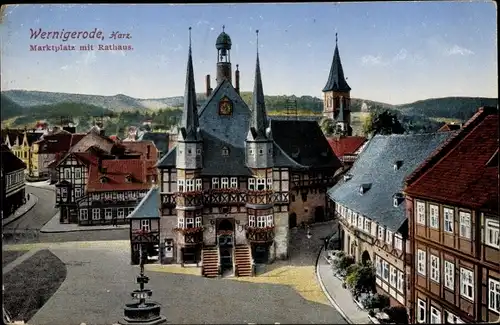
<box><xmin>320</xmin><ymin>118</ymin><xmax>336</xmax><ymax>137</ymax></box>
<box><xmin>370</xmin><ymin>110</ymin><xmax>406</xmax><ymax>135</ymax></box>
<box><xmin>362</xmin><ymin>113</ymin><xmax>373</xmax><ymax>135</ymax></box>
<box><xmin>345</xmin><ymin>262</ymin><xmax>376</xmax><ymax>299</ymax></box>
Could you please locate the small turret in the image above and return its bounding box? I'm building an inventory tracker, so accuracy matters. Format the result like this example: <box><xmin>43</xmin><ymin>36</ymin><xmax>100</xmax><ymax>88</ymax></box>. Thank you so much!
<box><xmin>216</xmin><ymin>25</ymin><xmax>232</xmax><ymax>85</ymax></box>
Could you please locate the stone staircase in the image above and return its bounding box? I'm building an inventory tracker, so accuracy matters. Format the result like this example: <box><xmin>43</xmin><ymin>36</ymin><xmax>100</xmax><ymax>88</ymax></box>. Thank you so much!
<box><xmin>201</xmin><ymin>246</ymin><xmax>219</xmax><ymax>278</ymax></box>
<box><xmin>234</xmin><ymin>245</ymin><xmax>253</xmax><ymax>277</ymax></box>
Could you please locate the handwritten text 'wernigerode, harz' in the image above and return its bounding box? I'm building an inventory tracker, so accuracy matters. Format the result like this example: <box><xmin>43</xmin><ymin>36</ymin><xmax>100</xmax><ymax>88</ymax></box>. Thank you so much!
<box><xmin>29</xmin><ymin>28</ymin><xmax>134</xmax><ymax>52</ymax></box>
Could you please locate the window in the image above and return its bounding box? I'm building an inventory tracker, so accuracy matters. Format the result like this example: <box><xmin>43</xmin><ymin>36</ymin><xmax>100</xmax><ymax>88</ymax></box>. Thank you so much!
<box><xmin>257</xmin><ymin>216</ymin><xmax>266</xmax><ymax>228</ymax></box>
<box><xmin>256</xmin><ymin>178</ymin><xmax>266</xmax><ymax>190</ymax></box>
<box><xmin>248</xmin><ymin>215</ymin><xmax>256</xmax><ymax>227</ymax></box>
<box><xmin>258</xmin><ymin>149</ymin><xmax>263</xmax><ymax>156</ymax></box>
<box><xmin>417</xmin><ymin>299</ymin><xmax>426</xmax><ymax>323</ymax></box>
<box><xmin>266</xmin><ymin>215</ymin><xmax>273</xmax><ymax>227</ymax></box>
<box><xmin>186</xmin><ymin>217</ymin><xmax>194</xmax><ymax>228</ymax></box>
<box><xmin>378</xmin><ymin>226</ymin><xmax>385</xmax><ymax>241</ymax></box>
<box><xmin>195</xmin><ymin>216</ymin><xmax>202</xmax><ymax>228</ymax></box>
<box><xmin>446</xmin><ymin>312</ymin><xmax>464</xmax><ymax>324</ymax></box>
<box><xmin>74</xmin><ymin>187</ymin><xmax>82</xmax><ymax>198</ymax></box>
<box><xmin>195</xmin><ymin>179</ymin><xmax>202</xmax><ymax>191</ymax></box>
<box><xmin>364</xmin><ymin>219</ymin><xmax>371</xmax><ymax>233</ymax></box>
<box><xmin>444</xmin><ymin>208</ymin><xmax>454</xmax><ymax>233</ymax></box>
<box><xmin>104</xmin><ymin>192</ymin><xmax>112</xmax><ymax>200</ymax></box>
<box><xmin>485</xmin><ymin>219</ymin><xmax>499</xmax><ymax>248</ymax></box>
<box><xmin>127</xmin><ymin>207</ymin><xmax>134</xmax><ymax>215</ymax></box>
<box><xmin>429</xmin><ymin>204</ymin><xmax>439</xmax><ymax>229</ymax></box>
<box><xmin>416</xmin><ymin>201</ymin><xmax>426</xmax><ymax>225</ymax></box>
<box><xmin>397</xmin><ymin>271</ymin><xmax>404</xmax><ymax>292</ymax></box>
<box><xmin>417</xmin><ymin>249</ymin><xmax>426</xmax><ymax>275</ymax></box>
<box><xmin>221</xmin><ymin>177</ymin><xmax>229</xmax><ymax>189</ymax></box>
<box><xmin>185</xmin><ymin>179</ymin><xmax>194</xmax><ymax>192</ymax></box>
<box><xmin>248</xmin><ymin>178</ymin><xmax>256</xmax><ymax>190</ymax></box>
<box><xmin>375</xmin><ymin>256</ymin><xmax>382</xmax><ymax>276</ymax></box>
<box><xmin>75</xmin><ymin>168</ymin><xmax>82</xmax><ymax>179</ymax></box>
<box><xmin>444</xmin><ymin>261</ymin><xmax>454</xmax><ymax>290</ymax></box>
<box><xmin>357</xmin><ymin>216</ymin><xmax>364</xmax><ymax>229</ymax></box>
<box><xmin>230</xmin><ymin>177</ymin><xmax>238</xmax><ymax>189</ymax></box>
<box><xmin>61</xmin><ymin>187</ymin><xmax>67</xmax><ymax>199</ymax></box>
<box><xmin>382</xmin><ymin>260</ymin><xmax>389</xmax><ymax>281</ymax></box>
<box><xmin>212</xmin><ymin>178</ymin><xmax>219</xmax><ymax>189</ymax></box>
<box><xmin>117</xmin><ymin>208</ymin><xmax>125</xmax><ymax>218</ymax></box>
<box><xmin>266</xmin><ymin>178</ymin><xmax>272</xmax><ymax>190</ymax></box>
<box><xmin>222</xmin><ymin>147</ymin><xmax>229</xmax><ymax>156</ymax></box>
<box><xmin>394</xmin><ymin>235</ymin><xmax>403</xmax><ymax>250</ymax></box>
<box><xmin>430</xmin><ymin>255</ymin><xmax>440</xmax><ymax>283</ymax></box>
<box><xmin>489</xmin><ymin>278</ymin><xmax>500</xmax><ymax>313</ymax></box>
<box><xmin>430</xmin><ymin>307</ymin><xmax>441</xmax><ymax>324</ymax></box>
<box><xmin>178</xmin><ymin>179</ymin><xmax>185</xmax><ymax>192</ymax></box>
<box><xmin>389</xmin><ymin>265</ymin><xmax>397</xmax><ymax>287</ymax></box>
<box><xmin>117</xmin><ymin>193</ymin><xmax>124</xmax><ymax>201</ymax></box>
<box><xmin>92</xmin><ymin>208</ymin><xmax>100</xmax><ymax>220</ymax></box>
<box><xmin>386</xmin><ymin>230</ymin><xmax>393</xmax><ymax>245</ymax></box>
<box><xmin>104</xmin><ymin>208</ymin><xmax>113</xmax><ymax>219</ymax></box>
<box><xmin>79</xmin><ymin>209</ymin><xmax>88</xmax><ymax>220</ymax></box>
<box><xmin>460</xmin><ymin>267</ymin><xmax>474</xmax><ymax>301</ymax></box>
<box><xmin>177</xmin><ymin>217</ymin><xmax>184</xmax><ymax>228</ymax></box>
<box><xmin>64</xmin><ymin>168</ymin><xmax>71</xmax><ymax>179</ymax></box>
<box><xmin>456</xmin><ymin>211</ymin><xmax>471</xmax><ymax>239</ymax></box>
<box><xmin>140</xmin><ymin>219</ymin><xmax>150</xmax><ymax>232</ymax></box>
<box><xmin>92</xmin><ymin>193</ymin><xmax>100</xmax><ymax>201</ymax></box>
<box><xmin>196</xmin><ymin>148</ymin><xmax>202</xmax><ymax>156</ymax></box>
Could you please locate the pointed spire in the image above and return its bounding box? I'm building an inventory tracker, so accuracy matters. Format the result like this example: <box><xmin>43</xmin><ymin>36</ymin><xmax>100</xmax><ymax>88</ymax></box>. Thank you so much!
<box><xmin>322</xmin><ymin>32</ymin><xmax>351</xmax><ymax>93</ymax></box>
<box><xmin>180</xmin><ymin>26</ymin><xmax>200</xmax><ymax>140</ymax></box>
<box><xmin>250</xmin><ymin>29</ymin><xmax>268</xmax><ymax>139</ymax></box>
<box><xmin>222</xmin><ymin>25</ymin><xmax>225</xmax><ymax>33</ymax></box>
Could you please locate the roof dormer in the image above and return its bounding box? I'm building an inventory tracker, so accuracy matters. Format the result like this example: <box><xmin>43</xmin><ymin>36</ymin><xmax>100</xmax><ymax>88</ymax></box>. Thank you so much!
<box><xmin>125</xmin><ymin>174</ymin><xmax>133</xmax><ymax>183</ymax></box>
<box><xmin>359</xmin><ymin>183</ymin><xmax>371</xmax><ymax>195</ymax></box>
<box><xmin>100</xmin><ymin>176</ymin><xmax>109</xmax><ymax>184</ymax></box>
<box><xmin>393</xmin><ymin>193</ymin><xmax>404</xmax><ymax>207</ymax></box>
<box><xmin>393</xmin><ymin>160</ymin><xmax>403</xmax><ymax>170</ymax></box>
<box><xmin>343</xmin><ymin>173</ymin><xmax>353</xmax><ymax>182</ymax></box>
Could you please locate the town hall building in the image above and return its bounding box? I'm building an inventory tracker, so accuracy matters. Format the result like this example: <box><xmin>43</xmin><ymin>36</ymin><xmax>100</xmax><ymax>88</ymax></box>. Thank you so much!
<box><xmin>129</xmin><ymin>27</ymin><xmax>342</xmax><ymax>277</ymax></box>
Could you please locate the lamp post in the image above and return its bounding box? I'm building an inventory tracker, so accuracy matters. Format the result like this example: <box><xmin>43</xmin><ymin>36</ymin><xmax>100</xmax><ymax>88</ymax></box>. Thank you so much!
<box><xmin>119</xmin><ymin>232</ymin><xmax>166</xmax><ymax>325</ymax></box>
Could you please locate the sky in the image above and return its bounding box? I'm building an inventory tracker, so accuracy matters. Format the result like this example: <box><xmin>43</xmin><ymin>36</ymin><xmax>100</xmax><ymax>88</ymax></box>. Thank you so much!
<box><xmin>1</xmin><ymin>2</ymin><xmax>497</xmax><ymax>105</ymax></box>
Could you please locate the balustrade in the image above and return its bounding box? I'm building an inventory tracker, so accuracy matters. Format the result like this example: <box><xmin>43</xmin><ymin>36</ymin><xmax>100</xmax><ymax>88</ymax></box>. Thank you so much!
<box><xmin>246</xmin><ymin>227</ymin><xmax>275</xmax><ymax>243</ymax></box>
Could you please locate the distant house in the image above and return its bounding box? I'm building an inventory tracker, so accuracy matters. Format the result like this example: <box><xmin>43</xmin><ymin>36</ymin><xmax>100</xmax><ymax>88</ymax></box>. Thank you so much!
<box><xmin>1</xmin><ymin>144</ymin><xmax>26</xmax><ymax>218</ymax></box>
<box><xmin>328</xmin><ymin>131</ymin><xmax>454</xmax><ymax>310</ymax></box>
<box><xmin>137</xmin><ymin>132</ymin><xmax>169</xmax><ymax>159</ymax></box>
<box><xmin>327</xmin><ymin>136</ymin><xmax>367</xmax><ymax>166</ymax></box>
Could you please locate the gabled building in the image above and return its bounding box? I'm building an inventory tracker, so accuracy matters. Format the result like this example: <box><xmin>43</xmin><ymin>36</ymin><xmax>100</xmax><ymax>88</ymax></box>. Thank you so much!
<box><xmin>138</xmin><ymin>132</ymin><xmax>170</xmax><ymax>159</ymax></box>
<box><xmin>152</xmin><ymin>28</ymin><xmax>341</xmax><ymax>278</ymax></box>
<box><xmin>327</xmin><ymin>131</ymin><xmax>454</xmax><ymax>311</ymax></box>
<box><xmin>404</xmin><ymin>107</ymin><xmax>499</xmax><ymax>324</ymax></box>
<box><xmin>1</xmin><ymin>144</ymin><xmax>26</xmax><ymax>218</ymax></box>
<box><xmin>1</xmin><ymin>129</ymin><xmax>42</xmax><ymax>175</ymax></box>
<box><xmin>327</xmin><ymin>136</ymin><xmax>367</xmax><ymax>166</ymax></box>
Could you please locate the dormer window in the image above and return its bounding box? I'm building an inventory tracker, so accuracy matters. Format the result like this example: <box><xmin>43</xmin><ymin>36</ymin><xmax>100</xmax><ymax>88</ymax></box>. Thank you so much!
<box><xmin>359</xmin><ymin>183</ymin><xmax>371</xmax><ymax>194</ymax></box>
<box><xmin>394</xmin><ymin>160</ymin><xmax>403</xmax><ymax>170</ymax></box>
<box><xmin>344</xmin><ymin>174</ymin><xmax>353</xmax><ymax>181</ymax></box>
<box><xmin>393</xmin><ymin>193</ymin><xmax>404</xmax><ymax>207</ymax></box>
<box><xmin>125</xmin><ymin>175</ymin><xmax>132</xmax><ymax>183</ymax></box>
<box><xmin>100</xmin><ymin>177</ymin><xmax>108</xmax><ymax>184</ymax></box>
<box><xmin>196</xmin><ymin>148</ymin><xmax>202</xmax><ymax>156</ymax></box>
<box><xmin>222</xmin><ymin>147</ymin><xmax>230</xmax><ymax>156</ymax></box>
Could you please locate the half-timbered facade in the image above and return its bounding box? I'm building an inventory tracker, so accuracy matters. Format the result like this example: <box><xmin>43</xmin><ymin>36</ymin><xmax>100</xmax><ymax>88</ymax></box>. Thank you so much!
<box><xmin>77</xmin><ymin>158</ymin><xmax>152</xmax><ymax>226</ymax></box>
<box><xmin>328</xmin><ymin>132</ymin><xmax>453</xmax><ymax>312</ymax></box>
<box><xmin>153</xmin><ymin>28</ymin><xmax>341</xmax><ymax>277</ymax></box>
<box><xmin>1</xmin><ymin>144</ymin><xmax>27</xmax><ymax>218</ymax></box>
<box><xmin>404</xmin><ymin>107</ymin><xmax>499</xmax><ymax>324</ymax></box>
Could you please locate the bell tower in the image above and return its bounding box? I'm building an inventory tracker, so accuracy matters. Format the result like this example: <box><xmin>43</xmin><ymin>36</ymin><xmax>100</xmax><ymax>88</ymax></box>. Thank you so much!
<box><xmin>322</xmin><ymin>33</ymin><xmax>351</xmax><ymax>134</ymax></box>
<box><xmin>216</xmin><ymin>25</ymin><xmax>232</xmax><ymax>85</ymax></box>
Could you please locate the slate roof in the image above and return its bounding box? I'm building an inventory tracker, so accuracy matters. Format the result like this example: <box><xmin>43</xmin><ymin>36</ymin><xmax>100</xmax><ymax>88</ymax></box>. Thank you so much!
<box><xmin>405</xmin><ymin>108</ymin><xmax>498</xmax><ymax>213</ymax></box>
<box><xmin>127</xmin><ymin>186</ymin><xmax>159</xmax><ymax>219</ymax></box>
<box><xmin>327</xmin><ymin>136</ymin><xmax>367</xmax><ymax>158</ymax></box>
<box><xmin>26</xmin><ymin>132</ymin><xmax>43</xmax><ymax>146</ymax></box>
<box><xmin>0</xmin><ymin>144</ymin><xmax>26</xmax><ymax>172</ymax></box>
<box><xmin>86</xmin><ymin>159</ymin><xmax>152</xmax><ymax>192</ymax></box>
<box><xmin>139</xmin><ymin>132</ymin><xmax>169</xmax><ymax>154</ymax></box>
<box><xmin>323</xmin><ymin>42</ymin><xmax>351</xmax><ymax>93</ymax></box>
<box><xmin>328</xmin><ymin>132</ymin><xmax>454</xmax><ymax>232</ymax></box>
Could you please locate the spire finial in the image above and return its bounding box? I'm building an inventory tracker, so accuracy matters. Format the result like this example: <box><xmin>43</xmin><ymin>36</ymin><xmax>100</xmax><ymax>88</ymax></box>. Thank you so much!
<box><xmin>335</xmin><ymin>32</ymin><xmax>338</xmax><ymax>45</ymax></box>
<box><xmin>189</xmin><ymin>27</ymin><xmax>192</xmax><ymax>48</ymax></box>
<box><xmin>256</xmin><ymin>29</ymin><xmax>259</xmax><ymax>54</ymax></box>
<box><xmin>236</xmin><ymin>64</ymin><xmax>239</xmax><ymax>70</ymax></box>
<box><xmin>222</xmin><ymin>25</ymin><xmax>225</xmax><ymax>32</ymax></box>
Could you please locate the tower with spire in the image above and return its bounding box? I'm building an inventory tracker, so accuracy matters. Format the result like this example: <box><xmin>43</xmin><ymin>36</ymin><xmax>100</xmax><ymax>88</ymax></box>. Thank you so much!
<box><xmin>216</xmin><ymin>25</ymin><xmax>232</xmax><ymax>85</ymax></box>
<box><xmin>246</xmin><ymin>30</ymin><xmax>273</xmax><ymax>169</ymax></box>
<box><xmin>322</xmin><ymin>33</ymin><xmax>352</xmax><ymax>136</ymax></box>
<box><xmin>176</xmin><ymin>27</ymin><xmax>203</xmax><ymax>170</ymax></box>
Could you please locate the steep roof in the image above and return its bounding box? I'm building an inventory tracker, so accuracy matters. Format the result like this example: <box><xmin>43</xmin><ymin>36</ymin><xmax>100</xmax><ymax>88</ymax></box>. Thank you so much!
<box><xmin>139</xmin><ymin>132</ymin><xmax>169</xmax><ymax>154</ymax></box>
<box><xmin>405</xmin><ymin>108</ymin><xmax>498</xmax><ymax>213</ymax></box>
<box><xmin>0</xmin><ymin>144</ymin><xmax>26</xmax><ymax>172</ymax></box>
<box><xmin>37</xmin><ymin>133</ymin><xmax>73</xmax><ymax>154</ymax></box>
<box><xmin>271</xmin><ymin>120</ymin><xmax>342</xmax><ymax>169</ymax></box>
<box><xmin>26</xmin><ymin>132</ymin><xmax>43</xmax><ymax>146</ymax></box>
<box><xmin>327</xmin><ymin>136</ymin><xmax>367</xmax><ymax>157</ymax></box>
<box><xmin>328</xmin><ymin>132</ymin><xmax>454</xmax><ymax>231</ymax></box>
<box><xmin>248</xmin><ymin>49</ymin><xmax>269</xmax><ymax>141</ymax></box>
<box><xmin>127</xmin><ymin>186</ymin><xmax>160</xmax><ymax>219</ymax></box>
<box><xmin>86</xmin><ymin>159</ymin><xmax>152</xmax><ymax>192</ymax></box>
<box><xmin>322</xmin><ymin>38</ymin><xmax>351</xmax><ymax>93</ymax></box>
<box><xmin>121</xmin><ymin>141</ymin><xmax>158</xmax><ymax>160</ymax></box>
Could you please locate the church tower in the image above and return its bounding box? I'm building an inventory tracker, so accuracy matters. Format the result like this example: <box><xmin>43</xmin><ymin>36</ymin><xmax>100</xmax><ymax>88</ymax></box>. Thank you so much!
<box><xmin>322</xmin><ymin>33</ymin><xmax>352</xmax><ymax>136</ymax></box>
<box><xmin>216</xmin><ymin>25</ymin><xmax>232</xmax><ymax>85</ymax></box>
<box><xmin>176</xmin><ymin>27</ymin><xmax>203</xmax><ymax>170</ymax></box>
<box><xmin>246</xmin><ymin>30</ymin><xmax>273</xmax><ymax>169</ymax></box>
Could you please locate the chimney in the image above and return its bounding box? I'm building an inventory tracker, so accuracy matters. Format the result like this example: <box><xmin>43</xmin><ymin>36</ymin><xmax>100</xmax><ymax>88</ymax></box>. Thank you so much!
<box><xmin>147</xmin><ymin>145</ymin><xmax>151</xmax><ymax>159</ymax></box>
<box><xmin>235</xmin><ymin>64</ymin><xmax>240</xmax><ymax>95</ymax></box>
<box><xmin>206</xmin><ymin>74</ymin><xmax>212</xmax><ymax>97</ymax></box>
<box><xmin>99</xmin><ymin>129</ymin><xmax>105</xmax><ymax>137</ymax></box>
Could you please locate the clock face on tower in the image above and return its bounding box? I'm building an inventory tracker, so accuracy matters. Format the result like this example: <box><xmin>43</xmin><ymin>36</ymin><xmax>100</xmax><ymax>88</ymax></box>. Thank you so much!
<box><xmin>218</xmin><ymin>96</ymin><xmax>233</xmax><ymax>116</ymax></box>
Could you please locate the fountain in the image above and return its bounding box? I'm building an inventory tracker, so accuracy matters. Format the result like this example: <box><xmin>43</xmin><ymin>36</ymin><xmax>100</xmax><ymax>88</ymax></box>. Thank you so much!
<box><xmin>119</xmin><ymin>244</ymin><xmax>166</xmax><ymax>325</ymax></box>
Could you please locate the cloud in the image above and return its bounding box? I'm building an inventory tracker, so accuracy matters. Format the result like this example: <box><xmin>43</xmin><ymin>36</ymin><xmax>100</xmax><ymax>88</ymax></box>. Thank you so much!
<box><xmin>446</xmin><ymin>45</ymin><xmax>474</xmax><ymax>56</ymax></box>
<box><xmin>60</xmin><ymin>65</ymin><xmax>69</xmax><ymax>70</ymax></box>
<box><xmin>361</xmin><ymin>55</ymin><xmax>388</xmax><ymax>66</ymax></box>
<box><xmin>393</xmin><ymin>49</ymin><xmax>407</xmax><ymax>61</ymax></box>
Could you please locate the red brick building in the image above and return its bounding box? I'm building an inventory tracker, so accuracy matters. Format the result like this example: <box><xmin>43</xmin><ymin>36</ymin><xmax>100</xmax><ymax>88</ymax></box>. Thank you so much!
<box><xmin>404</xmin><ymin>107</ymin><xmax>499</xmax><ymax>324</ymax></box>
